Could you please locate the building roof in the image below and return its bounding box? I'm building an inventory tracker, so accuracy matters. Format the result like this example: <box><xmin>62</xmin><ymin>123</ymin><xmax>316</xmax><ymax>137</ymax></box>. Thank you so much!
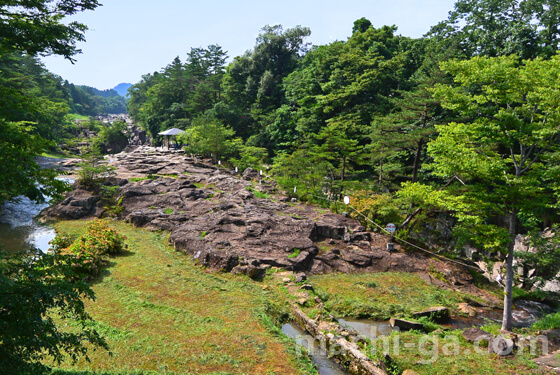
<box><xmin>157</xmin><ymin>128</ymin><xmax>185</xmax><ymax>136</ymax></box>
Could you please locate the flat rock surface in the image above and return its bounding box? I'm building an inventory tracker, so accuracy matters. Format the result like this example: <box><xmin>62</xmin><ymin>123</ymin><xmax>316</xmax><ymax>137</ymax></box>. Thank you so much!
<box><xmin>534</xmin><ymin>350</ymin><xmax>560</xmax><ymax>371</ymax></box>
<box><xmin>41</xmin><ymin>146</ymin><xmax>494</xmax><ymax>290</ymax></box>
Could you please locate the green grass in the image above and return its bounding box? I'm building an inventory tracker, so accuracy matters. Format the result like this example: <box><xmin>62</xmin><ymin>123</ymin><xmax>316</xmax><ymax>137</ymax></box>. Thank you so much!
<box><xmin>532</xmin><ymin>311</ymin><xmax>560</xmax><ymax>331</ymax></box>
<box><xmin>129</xmin><ymin>177</ymin><xmax>152</xmax><ymax>182</ymax></box>
<box><xmin>163</xmin><ymin>208</ymin><xmax>174</xmax><ymax>214</ymax></box>
<box><xmin>305</xmin><ymin>271</ymin><xmax>551</xmax><ymax>374</ymax></box>
<box><xmin>308</xmin><ymin>272</ymin><xmax>464</xmax><ymax>320</ymax></box>
<box><xmin>48</xmin><ymin>220</ymin><xmax>309</xmax><ymax>375</ymax></box>
<box><xmin>40</xmin><ymin>150</ymin><xmax>70</xmax><ymax>158</ymax></box>
<box><xmin>246</xmin><ymin>186</ymin><xmax>270</xmax><ymax>199</ymax></box>
<box><xmin>364</xmin><ymin>329</ymin><xmax>548</xmax><ymax>375</ymax></box>
<box><xmin>287</xmin><ymin>248</ymin><xmax>301</xmax><ymax>258</ymax></box>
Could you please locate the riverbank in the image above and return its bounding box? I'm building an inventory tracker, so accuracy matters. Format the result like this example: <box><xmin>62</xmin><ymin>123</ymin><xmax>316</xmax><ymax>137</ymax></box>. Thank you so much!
<box><xmin>42</xmin><ymin>148</ymin><xmax>559</xmax><ymax>374</ymax></box>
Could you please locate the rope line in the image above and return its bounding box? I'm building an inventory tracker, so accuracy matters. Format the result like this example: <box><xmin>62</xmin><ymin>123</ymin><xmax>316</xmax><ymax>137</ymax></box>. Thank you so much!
<box><xmin>298</xmin><ymin>190</ymin><xmax>483</xmax><ymax>272</ymax></box>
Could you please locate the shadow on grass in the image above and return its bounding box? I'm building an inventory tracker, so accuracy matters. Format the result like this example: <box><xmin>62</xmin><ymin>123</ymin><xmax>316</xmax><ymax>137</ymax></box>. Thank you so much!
<box><xmin>90</xmin><ymin>249</ymin><xmax>134</xmax><ymax>285</ymax></box>
<box><xmin>50</xmin><ymin>370</ymin><xmax>173</xmax><ymax>375</ymax></box>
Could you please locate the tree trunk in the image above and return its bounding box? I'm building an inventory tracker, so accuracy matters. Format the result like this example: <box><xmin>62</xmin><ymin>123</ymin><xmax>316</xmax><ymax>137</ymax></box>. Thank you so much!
<box><xmin>501</xmin><ymin>210</ymin><xmax>516</xmax><ymax>332</ymax></box>
<box><xmin>411</xmin><ymin>138</ymin><xmax>424</xmax><ymax>183</ymax></box>
<box><xmin>341</xmin><ymin>156</ymin><xmax>346</xmax><ymax>182</ymax></box>
<box><xmin>378</xmin><ymin>158</ymin><xmax>383</xmax><ymax>190</ymax></box>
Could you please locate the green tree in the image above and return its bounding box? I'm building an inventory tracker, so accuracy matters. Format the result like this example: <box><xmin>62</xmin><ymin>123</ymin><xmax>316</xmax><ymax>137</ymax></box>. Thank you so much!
<box><xmin>272</xmin><ymin>146</ymin><xmax>330</xmax><ymax>198</ymax></box>
<box><xmin>428</xmin><ymin>0</ymin><xmax>560</xmax><ymax>59</ymax></box>
<box><xmin>352</xmin><ymin>17</ymin><xmax>373</xmax><ymax>34</ymax></box>
<box><xmin>0</xmin><ymin>0</ymin><xmax>100</xmax><ymax>61</ymax></box>
<box><xmin>401</xmin><ymin>55</ymin><xmax>560</xmax><ymax>331</ymax></box>
<box><xmin>92</xmin><ymin>120</ymin><xmax>129</xmax><ymax>154</ymax></box>
<box><xmin>179</xmin><ymin>113</ymin><xmax>241</xmax><ymax>163</ymax></box>
<box><xmin>0</xmin><ymin>250</ymin><xmax>108</xmax><ymax>373</ymax></box>
<box><xmin>221</xmin><ymin>25</ymin><xmax>311</xmax><ymax>139</ymax></box>
<box><xmin>312</xmin><ymin>123</ymin><xmax>364</xmax><ymax>183</ymax></box>
<box><xmin>128</xmin><ymin>45</ymin><xmax>228</xmax><ymax>140</ymax></box>
<box><xmin>76</xmin><ymin>145</ymin><xmax>116</xmax><ymax>188</ymax></box>
<box><xmin>370</xmin><ymin>40</ymin><xmax>457</xmax><ymax>188</ymax></box>
<box><xmin>0</xmin><ymin>120</ymin><xmax>68</xmax><ymax>205</ymax></box>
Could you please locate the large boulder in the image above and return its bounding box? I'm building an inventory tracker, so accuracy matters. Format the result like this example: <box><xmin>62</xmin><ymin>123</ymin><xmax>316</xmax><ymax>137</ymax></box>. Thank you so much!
<box><xmin>42</xmin><ymin>188</ymin><xmax>100</xmax><ymax>219</ymax></box>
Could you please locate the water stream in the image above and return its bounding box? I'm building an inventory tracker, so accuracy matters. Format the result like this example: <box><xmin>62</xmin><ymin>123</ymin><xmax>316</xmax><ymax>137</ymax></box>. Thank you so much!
<box><xmin>338</xmin><ymin>318</ymin><xmax>393</xmax><ymax>339</ymax></box>
<box><xmin>281</xmin><ymin>322</ymin><xmax>348</xmax><ymax>375</ymax></box>
<box><xmin>0</xmin><ymin>195</ymin><xmax>55</xmax><ymax>253</ymax></box>
<box><xmin>0</xmin><ymin>159</ymin><xmax>72</xmax><ymax>254</ymax></box>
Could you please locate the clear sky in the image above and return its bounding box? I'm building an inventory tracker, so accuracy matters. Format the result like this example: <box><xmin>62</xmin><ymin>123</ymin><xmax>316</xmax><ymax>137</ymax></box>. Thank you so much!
<box><xmin>41</xmin><ymin>0</ymin><xmax>457</xmax><ymax>90</ymax></box>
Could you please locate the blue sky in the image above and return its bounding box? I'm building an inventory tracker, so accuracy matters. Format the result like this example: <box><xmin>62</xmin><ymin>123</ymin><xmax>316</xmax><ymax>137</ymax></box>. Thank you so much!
<box><xmin>41</xmin><ymin>0</ymin><xmax>457</xmax><ymax>90</ymax></box>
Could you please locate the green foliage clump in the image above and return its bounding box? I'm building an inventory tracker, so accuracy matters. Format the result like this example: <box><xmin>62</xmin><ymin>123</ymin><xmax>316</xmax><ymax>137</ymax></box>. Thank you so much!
<box><xmin>58</xmin><ymin>219</ymin><xmax>126</xmax><ymax>279</ymax></box>
<box><xmin>0</xmin><ymin>250</ymin><xmax>108</xmax><ymax>374</ymax></box>
<box><xmin>179</xmin><ymin>113</ymin><xmax>242</xmax><ymax>162</ymax></box>
<box><xmin>229</xmin><ymin>145</ymin><xmax>269</xmax><ymax>173</ymax></box>
<box><xmin>532</xmin><ymin>312</ymin><xmax>560</xmax><ymax>331</ymax></box>
<box><xmin>287</xmin><ymin>248</ymin><xmax>301</xmax><ymax>258</ymax></box>
<box><xmin>348</xmin><ymin>192</ymin><xmax>404</xmax><ymax>230</ymax></box>
<box><xmin>76</xmin><ymin>146</ymin><xmax>116</xmax><ymax>188</ymax></box>
<box><xmin>100</xmin><ymin>185</ymin><xmax>124</xmax><ymax>217</ymax></box>
<box><xmin>91</xmin><ymin>121</ymin><xmax>129</xmax><ymax>154</ymax></box>
<box><xmin>246</xmin><ymin>186</ymin><xmax>271</xmax><ymax>199</ymax></box>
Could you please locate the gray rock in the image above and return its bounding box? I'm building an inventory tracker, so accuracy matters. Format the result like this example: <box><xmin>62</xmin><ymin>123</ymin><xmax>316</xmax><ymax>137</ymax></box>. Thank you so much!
<box><xmin>533</xmin><ymin>350</ymin><xmax>560</xmax><ymax>369</ymax></box>
<box><xmin>412</xmin><ymin>306</ymin><xmax>450</xmax><ymax>322</ymax></box>
<box><xmin>295</xmin><ymin>272</ymin><xmax>307</xmax><ymax>283</ymax></box>
<box><xmin>389</xmin><ymin>318</ymin><xmax>424</xmax><ymax>331</ymax></box>
<box><xmin>462</xmin><ymin>327</ymin><xmax>493</xmax><ymax>343</ymax></box>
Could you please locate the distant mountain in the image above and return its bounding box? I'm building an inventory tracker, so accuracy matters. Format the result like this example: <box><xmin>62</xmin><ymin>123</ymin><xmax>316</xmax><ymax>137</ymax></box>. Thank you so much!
<box><xmin>65</xmin><ymin>82</ymin><xmax>128</xmax><ymax>115</ymax></box>
<box><xmin>113</xmin><ymin>83</ymin><xmax>132</xmax><ymax>97</ymax></box>
<box><xmin>85</xmin><ymin>86</ymin><xmax>120</xmax><ymax>98</ymax></box>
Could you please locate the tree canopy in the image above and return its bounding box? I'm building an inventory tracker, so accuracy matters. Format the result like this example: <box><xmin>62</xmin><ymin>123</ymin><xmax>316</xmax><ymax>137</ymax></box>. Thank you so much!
<box><xmin>0</xmin><ymin>0</ymin><xmax>100</xmax><ymax>61</ymax></box>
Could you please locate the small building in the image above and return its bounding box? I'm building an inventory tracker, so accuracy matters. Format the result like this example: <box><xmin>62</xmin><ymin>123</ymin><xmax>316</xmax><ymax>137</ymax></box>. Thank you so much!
<box><xmin>158</xmin><ymin>128</ymin><xmax>185</xmax><ymax>150</ymax></box>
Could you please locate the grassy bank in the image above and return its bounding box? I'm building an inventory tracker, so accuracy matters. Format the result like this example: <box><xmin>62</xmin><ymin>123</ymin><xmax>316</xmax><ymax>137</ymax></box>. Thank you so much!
<box><xmin>307</xmin><ymin>272</ymin><xmax>464</xmax><ymax>319</ymax></box>
<box><xmin>305</xmin><ymin>272</ymin><xmax>553</xmax><ymax>374</ymax></box>
<box><xmin>50</xmin><ymin>220</ymin><xmax>315</xmax><ymax>374</ymax></box>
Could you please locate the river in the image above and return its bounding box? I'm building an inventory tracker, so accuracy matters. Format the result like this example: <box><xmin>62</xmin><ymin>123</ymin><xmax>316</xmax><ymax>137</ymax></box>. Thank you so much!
<box><xmin>0</xmin><ymin>157</ymin><xmax>72</xmax><ymax>254</ymax></box>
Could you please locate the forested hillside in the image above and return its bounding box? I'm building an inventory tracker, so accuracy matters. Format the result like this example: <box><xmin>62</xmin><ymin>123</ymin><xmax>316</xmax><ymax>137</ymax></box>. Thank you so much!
<box><xmin>128</xmin><ymin>1</ymin><xmax>560</xmax><ymax>331</ymax></box>
<box><xmin>65</xmin><ymin>82</ymin><xmax>128</xmax><ymax>115</ymax></box>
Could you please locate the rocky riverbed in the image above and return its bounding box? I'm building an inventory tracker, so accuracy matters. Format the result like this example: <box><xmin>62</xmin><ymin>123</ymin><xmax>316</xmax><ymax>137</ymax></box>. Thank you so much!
<box><xmin>41</xmin><ymin>147</ymin><xmax>493</xmax><ymax>299</ymax></box>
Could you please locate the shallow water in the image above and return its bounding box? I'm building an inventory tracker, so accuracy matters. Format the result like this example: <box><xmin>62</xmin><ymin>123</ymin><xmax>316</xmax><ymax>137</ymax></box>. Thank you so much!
<box><xmin>337</xmin><ymin>318</ymin><xmax>393</xmax><ymax>339</ymax></box>
<box><xmin>0</xmin><ymin>176</ymin><xmax>72</xmax><ymax>254</ymax></box>
<box><xmin>281</xmin><ymin>322</ymin><xmax>347</xmax><ymax>375</ymax></box>
<box><xmin>0</xmin><ymin>196</ymin><xmax>55</xmax><ymax>253</ymax></box>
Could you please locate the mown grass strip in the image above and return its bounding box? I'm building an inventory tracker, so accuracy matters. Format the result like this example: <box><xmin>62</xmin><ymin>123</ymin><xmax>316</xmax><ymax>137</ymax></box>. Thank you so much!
<box><xmin>49</xmin><ymin>220</ymin><xmax>312</xmax><ymax>374</ymax></box>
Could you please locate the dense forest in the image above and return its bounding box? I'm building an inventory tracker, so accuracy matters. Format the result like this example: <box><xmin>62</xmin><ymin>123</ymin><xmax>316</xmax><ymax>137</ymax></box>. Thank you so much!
<box><xmin>127</xmin><ymin>0</ymin><xmax>560</xmax><ymax>331</ymax></box>
<box><xmin>0</xmin><ymin>51</ymin><xmax>127</xmax><ymax>206</ymax></box>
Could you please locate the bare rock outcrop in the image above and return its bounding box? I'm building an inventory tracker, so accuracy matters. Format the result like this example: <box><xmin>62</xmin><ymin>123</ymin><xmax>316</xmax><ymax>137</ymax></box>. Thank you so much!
<box><xmin>41</xmin><ymin>147</ymin><xmax>482</xmax><ymax>283</ymax></box>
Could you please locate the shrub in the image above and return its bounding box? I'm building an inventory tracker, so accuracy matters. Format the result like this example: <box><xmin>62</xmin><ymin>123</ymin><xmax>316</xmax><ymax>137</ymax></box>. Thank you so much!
<box><xmin>49</xmin><ymin>231</ymin><xmax>74</xmax><ymax>253</ymax></box>
<box><xmin>532</xmin><ymin>312</ymin><xmax>560</xmax><ymax>331</ymax></box>
<box><xmin>76</xmin><ymin>146</ymin><xmax>116</xmax><ymax>187</ymax></box>
<box><xmin>349</xmin><ymin>191</ymin><xmax>404</xmax><ymax>230</ymax></box>
<box><xmin>59</xmin><ymin>220</ymin><xmax>126</xmax><ymax>279</ymax></box>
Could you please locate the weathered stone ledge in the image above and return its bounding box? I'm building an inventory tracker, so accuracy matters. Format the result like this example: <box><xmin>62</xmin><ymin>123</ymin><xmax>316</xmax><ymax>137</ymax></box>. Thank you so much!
<box><xmin>291</xmin><ymin>305</ymin><xmax>388</xmax><ymax>375</ymax></box>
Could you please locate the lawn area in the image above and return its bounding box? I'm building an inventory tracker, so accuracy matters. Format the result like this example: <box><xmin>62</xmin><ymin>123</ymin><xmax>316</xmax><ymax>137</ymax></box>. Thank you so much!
<box><xmin>367</xmin><ymin>329</ymin><xmax>550</xmax><ymax>375</ymax></box>
<box><xmin>307</xmin><ymin>272</ymin><xmax>465</xmax><ymax>319</ymax></box>
<box><xmin>49</xmin><ymin>220</ymin><xmax>313</xmax><ymax>375</ymax></box>
<box><xmin>306</xmin><ymin>273</ymin><xmax>552</xmax><ymax>375</ymax></box>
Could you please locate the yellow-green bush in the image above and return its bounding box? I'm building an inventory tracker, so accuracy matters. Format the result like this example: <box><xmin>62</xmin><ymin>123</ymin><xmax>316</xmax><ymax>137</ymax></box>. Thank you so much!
<box><xmin>58</xmin><ymin>219</ymin><xmax>126</xmax><ymax>279</ymax></box>
<box><xmin>349</xmin><ymin>191</ymin><xmax>404</xmax><ymax>230</ymax></box>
